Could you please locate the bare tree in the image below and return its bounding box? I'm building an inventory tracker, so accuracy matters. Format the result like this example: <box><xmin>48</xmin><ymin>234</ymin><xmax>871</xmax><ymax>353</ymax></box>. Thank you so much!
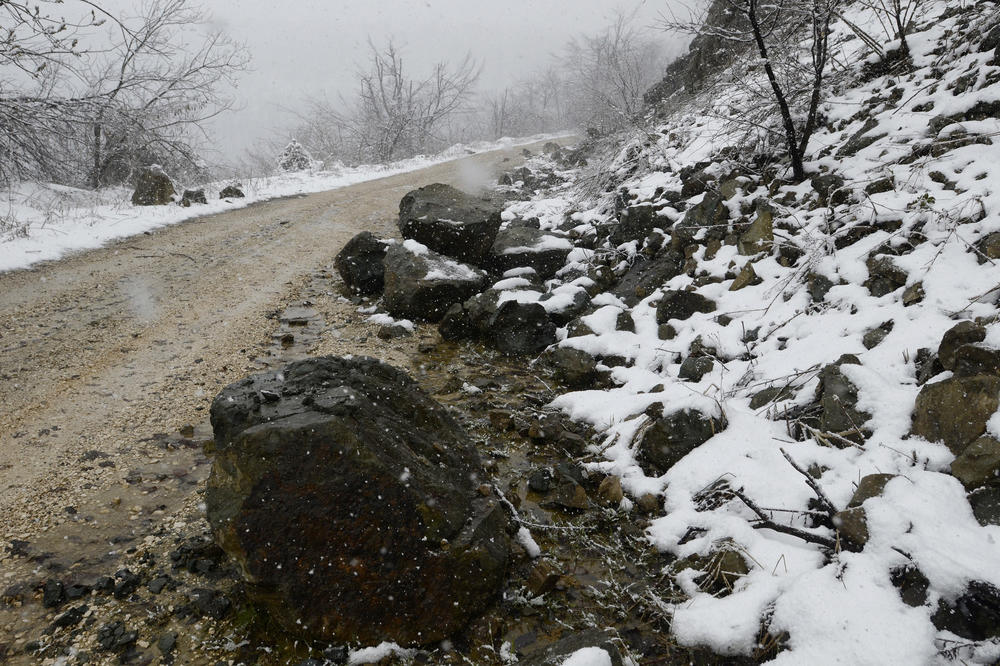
<box><xmin>661</xmin><ymin>0</ymin><xmax>839</xmax><ymax>182</ymax></box>
<box><xmin>82</xmin><ymin>0</ymin><xmax>248</xmax><ymax>187</ymax></box>
<box><xmin>295</xmin><ymin>39</ymin><xmax>480</xmax><ymax>164</ymax></box>
<box><xmin>839</xmin><ymin>0</ymin><xmax>921</xmax><ymax>60</ymax></box>
<box><xmin>561</xmin><ymin>11</ymin><xmax>666</xmax><ymax>132</ymax></box>
<box><xmin>0</xmin><ymin>0</ymin><xmax>247</xmax><ymax>187</ymax></box>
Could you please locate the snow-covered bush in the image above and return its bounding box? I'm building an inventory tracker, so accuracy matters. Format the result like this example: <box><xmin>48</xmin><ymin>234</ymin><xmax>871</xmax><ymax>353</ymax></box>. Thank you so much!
<box><xmin>276</xmin><ymin>140</ymin><xmax>316</xmax><ymax>173</ymax></box>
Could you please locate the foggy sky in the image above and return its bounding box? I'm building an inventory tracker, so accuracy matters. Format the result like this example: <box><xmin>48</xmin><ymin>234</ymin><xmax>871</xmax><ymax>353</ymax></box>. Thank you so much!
<box><xmin>98</xmin><ymin>0</ymin><xmax>689</xmax><ymax>161</ymax></box>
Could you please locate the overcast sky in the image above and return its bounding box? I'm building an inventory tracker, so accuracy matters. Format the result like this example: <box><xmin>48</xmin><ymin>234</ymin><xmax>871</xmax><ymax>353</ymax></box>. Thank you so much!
<box><xmin>100</xmin><ymin>0</ymin><xmax>689</xmax><ymax>160</ymax></box>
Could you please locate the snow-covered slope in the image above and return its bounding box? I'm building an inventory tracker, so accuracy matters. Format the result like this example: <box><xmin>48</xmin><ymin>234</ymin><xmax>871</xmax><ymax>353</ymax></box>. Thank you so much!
<box><xmin>490</xmin><ymin>1</ymin><xmax>1000</xmax><ymax>662</ymax></box>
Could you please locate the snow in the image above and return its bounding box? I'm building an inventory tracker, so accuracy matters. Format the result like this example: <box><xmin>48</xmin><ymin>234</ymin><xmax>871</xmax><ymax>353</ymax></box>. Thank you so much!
<box><xmin>492</xmin><ymin>1</ymin><xmax>1000</xmax><ymax>662</ymax></box>
<box><xmin>347</xmin><ymin>642</ymin><xmax>415</xmax><ymax>665</ymax></box>
<box><xmin>560</xmin><ymin>647</ymin><xmax>613</xmax><ymax>666</ymax></box>
<box><xmin>0</xmin><ymin>133</ymin><xmax>570</xmax><ymax>274</ymax></box>
<box><xmin>366</xmin><ymin>313</ymin><xmax>415</xmax><ymax>332</ymax></box>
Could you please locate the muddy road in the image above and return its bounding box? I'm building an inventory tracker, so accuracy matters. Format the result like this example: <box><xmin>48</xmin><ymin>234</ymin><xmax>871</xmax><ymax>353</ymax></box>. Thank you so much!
<box><xmin>0</xmin><ymin>142</ymin><xmax>557</xmax><ymax>563</ymax></box>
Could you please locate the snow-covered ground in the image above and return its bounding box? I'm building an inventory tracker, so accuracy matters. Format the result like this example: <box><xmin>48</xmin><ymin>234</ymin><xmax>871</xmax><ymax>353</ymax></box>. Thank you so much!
<box><xmin>0</xmin><ymin>133</ymin><xmax>567</xmax><ymax>274</ymax></box>
<box><xmin>477</xmin><ymin>0</ymin><xmax>1000</xmax><ymax>662</ymax></box>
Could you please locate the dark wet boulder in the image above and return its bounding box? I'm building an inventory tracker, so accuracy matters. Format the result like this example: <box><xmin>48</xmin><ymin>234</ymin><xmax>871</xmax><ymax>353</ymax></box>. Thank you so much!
<box><xmin>611</xmin><ymin>203</ymin><xmax>661</xmax><ymax>246</ymax></box>
<box><xmin>489</xmin><ymin>227</ymin><xmax>572</xmax><ymax>279</ymax></box>
<box><xmin>953</xmin><ymin>344</ymin><xmax>1000</xmax><ymax>378</ymax></box>
<box><xmin>950</xmin><ymin>436</ymin><xmax>1000</xmax><ymax>490</ymax></box>
<box><xmin>612</xmin><ymin>251</ymin><xmax>685</xmax><ymax>306</ymax></box>
<box><xmin>543</xmin><ymin>347</ymin><xmax>600</xmax><ymax>389</ymax></box>
<box><xmin>655</xmin><ymin>290</ymin><xmax>717</xmax><ymax>324</ymax></box>
<box><xmin>219</xmin><ymin>184</ymin><xmax>245</xmax><ymax>199</ymax></box>
<box><xmin>206</xmin><ymin>356</ymin><xmax>510</xmax><ymax>646</ymax></box>
<box><xmin>131</xmin><ymin>165</ymin><xmax>175</xmax><ymax>206</ymax></box>
<box><xmin>932</xmin><ymin>581</ymin><xmax>1000</xmax><ymax>641</ymax></box>
<box><xmin>398</xmin><ymin>183</ymin><xmax>502</xmax><ymax>265</ymax></box>
<box><xmin>334</xmin><ymin>232</ymin><xmax>389</xmax><ymax>296</ymax></box>
<box><xmin>912</xmin><ymin>374</ymin><xmax>1000</xmax><ymax>455</ymax></box>
<box><xmin>671</xmin><ymin>192</ymin><xmax>729</xmax><ymax>249</ymax></box>
<box><xmin>679</xmin><ymin>355</ymin><xmax>714</xmax><ymax>382</ymax></box>
<box><xmin>383</xmin><ymin>241</ymin><xmax>488</xmax><ymax>322</ymax></box>
<box><xmin>518</xmin><ymin>630</ymin><xmax>626</xmax><ymax>666</ymax></box>
<box><xmin>438</xmin><ymin>290</ymin><xmax>555</xmax><ymax>355</ymax></box>
<box><xmin>180</xmin><ymin>188</ymin><xmax>207</xmax><ymax>207</ymax></box>
<box><xmin>636</xmin><ymin>407</ymin><xmax>726</xmax><ymax>475</ymax></box>
<box><xmin>490</xmin><ymin>300</ymin><xmax>556</xmax><ymax>355</ymax></box>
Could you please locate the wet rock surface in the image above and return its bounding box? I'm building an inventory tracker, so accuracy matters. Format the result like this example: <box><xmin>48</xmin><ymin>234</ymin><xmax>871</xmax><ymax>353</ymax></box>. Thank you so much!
<box><xmin>382</xmin><ymin>241</ymin><xmax>488</xmax><ymax>322</ymax></box>
<box><xmin>206</xmin><ymin>355</ymin><xmax>511</xmax><ymax>645</ymax></box>
<box><xmin>398</xmin><ymin>183</ymin><xmax>502</xmax><ymax>265</ymax></box>
<box><xmin>334</xmin><ymin>231</ymin><xmax>389</xmax><ymax>295</ymax></box>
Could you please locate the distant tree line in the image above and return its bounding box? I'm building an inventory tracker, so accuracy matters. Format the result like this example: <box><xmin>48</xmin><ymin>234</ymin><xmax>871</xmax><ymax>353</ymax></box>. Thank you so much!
<box><xmin>271</xmin><ymin>11</ymin><xmax>668</xmax><ymax>169</ymax></box>
<box><xmin>0</xmin><ymin>0</ymin><xmax>247</xmax><ymax>187</ymax></box>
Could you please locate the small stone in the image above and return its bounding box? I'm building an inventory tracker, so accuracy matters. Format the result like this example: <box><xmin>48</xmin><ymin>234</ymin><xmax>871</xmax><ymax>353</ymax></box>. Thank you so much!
<box><xmin>951</xmin><ymin>437</ymin><xmax>1000</xmax><ymax>489</ymax></box>
<box><xmin>678</xmin><ymin>355</ymin><xmax>714</xmax><ymax>382</ymax></box>
<box><xmin>488</xmin><ymin>409</ymin><xmax>514</xmax><ymax>431</ymax></box>
<box><xmin>596</xmin><ymin>475</ymin><xmax>624</xmax><ymax>506</ymax></box>
<box><xmin>50</xmin><ymin>604</ymin><xmax>88</xmax><ymax>630</ymax></box>
<box><xmin>902</xmin><ymin>282</ymin><xmax>924</xmax><ymax>306</ymax></box>
<box><xmin>527</xmin><ymin>468</ymin><xmax>554</xmax><ymax>494</ymax></box>
<box><xmin>42</xmin><ymin>579</ymin><xmax>65</xmax><ymax>608</ymax></box>
<box><xmin>526</xmin><ymin>560</ymin><xmax>562</xmax><ymax>597</ymax></box>
<box><xmin>637</xmin><ymin>493</ymin><xmax>660</xmax><ymax>513</ymax></box>
<box><xmin>729</xmin><ymin>262</ymin><xmax>762</xmax><ymax>291</ymax></box>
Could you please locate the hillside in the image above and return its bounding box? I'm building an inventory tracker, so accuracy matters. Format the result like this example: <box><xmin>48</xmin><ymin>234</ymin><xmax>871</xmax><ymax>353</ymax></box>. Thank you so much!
<box><xmin>473</xmin><ymin>0</ymin><xmax>1000</xmax><ymax>661</ymax></box>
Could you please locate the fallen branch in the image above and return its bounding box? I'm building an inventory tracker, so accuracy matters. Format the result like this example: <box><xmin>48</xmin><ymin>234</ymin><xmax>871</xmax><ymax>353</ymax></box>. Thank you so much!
<box><xmin>732</xmin><ymin>486</ymin><xmax>837</xmax><ymax>550</ymax></box>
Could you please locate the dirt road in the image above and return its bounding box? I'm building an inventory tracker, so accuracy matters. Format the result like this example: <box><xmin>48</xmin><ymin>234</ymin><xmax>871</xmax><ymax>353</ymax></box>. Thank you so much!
<box><xmin>0</xmin><ymin>141</ymin><xmax>558</xmax><ymax>546</ymax></box>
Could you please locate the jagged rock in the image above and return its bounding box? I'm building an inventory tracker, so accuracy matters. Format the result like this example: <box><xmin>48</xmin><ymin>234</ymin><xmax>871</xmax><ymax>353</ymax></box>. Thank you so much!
<box><xmin>836</xmin><ymin>118</ymin><xmax>887</xmax><ymax>158</ymax></box>
<box><xmin>219</xmin><ymin>184</ymin><xmax>245</xmax><ymax>199</ymax></box>
<box><xmin>932</xmin><ymin>581</ymin><xmax>1000</xmax><ymax>641</ymax></box>
<box><xmin>489</xmin><ymin>227</ymin><xmax>572</xmax><ymax>279</ymax></box>
<box><xmin>611</xmin><ymin>204</ymin><xmax>661</xmax><ymax>245</ymax></box>
<box><xmin>334</xmin><ymin>232</ymin><xmax>388</xmax><ymax>296</ymax></box>
<box><xmin>902</xmin><ymin>282</ymin><xmax>925</xmax><ymax>306</ymax></box>
<box><xmin>969</xmin><ymin>486</ymin><xmax>1000</xmax><ymax>526</ymax></box>
<box><xmin>489</xmin><ymin>301</ymin><xmax>557</xmax><ymax>355</ymax></box>
<box><xmin>729</xmin><ymin>262</ymin><xmax>762</xmax><ymax>291</ymax></box>
<box><xmin>865</xmin><ymin>176</ymin><xmax>895</xmax><ymax>195</ymax></box>
<box><xmin>749</xmin><ymin>385</ymin><xmax>795</xmax><ymax>409</ymax></box>
<box><xmin>834</xmin><ymin>474</ymin><xmax>896</xmax><ymax>550</ymax></box>
<box><xmin>865</xmin><ymin>255</ymin><xmax>909</xmax><ymax>297</ymax></box>
<box><xmin>862</xmin><ymin>321</ymin><xmax>894</xmax><ymax>349</ymax></box>
<box><xmin>615</xmin><ymin>309</ymin><xmax>635</xmax><ymax>332</ymax></box>
<box><xmin>398</xmin><ymin>183</ymin><xmax>502</xmax><ymax>265</ymax></box>
<box><xmin>891</xmin><ymin>566</ymin><xmax>930</xmax><ymax>608</ymax></box>
<box><xmin>737</xmin><ymin>202</ymin><xmax>774</xmax><ymax>255</ymax></box>
<box><xmin>612</xmin><ymin>251</ymin><xmax>685</xmax><ymax>306</ymax></box>
<box><xmin>539</xmin><ymin>287</ymin><xmax>591</xmax><ymax>326</ymax></box>
<box><xmin>679</xmin><ymin>355</ymin><xmax>714</xmax><ymax>382</ymax></box>
<box><xmin>911</xmin><ymin>374</ymin><xmax>1000</xmax><ymax>454</ymax></box>
<box><xmin>636</xmin><ymin>407</ymin><xmax>726</xmax><ymax>475</ymax></box>
<box><xmin>671</xmin><ymin>192</ymin><xmax>730</xmax><ymax>249</ymax></box>
<box><xmin>953</xmin><ymin>344</ymin><xmax>1000</xmax><ymax>377</ymax></box>
<box><xmin>383</xmin><ymin>241</ymin><xmax>487</xmax><ymax>322</ymax></box>
<box><xmin>180</xmin><ymin>188</ymin><xmax>207</xmax><ymax>207</ymax></box>
<box><xmin>951</xmin><ymin>437</ymin><xmax>1000</xmax><ymax>489</ymax></box>
<box><xmin>131</xmin><ymin>166</ymin><xmax>175</xmax><ymax>206</ymax></box>
<box><xmin>811</xmin><ymin>173</ymin><xmax>849</xmax><ymax>206</ymax></box>
<box><xmin>206</xmin><ymin>356</ymin><xmax>510</xmax><ymax>645</ymax></box>
<box><xmin>817</xmin><ymin>356</ymin><xmax>871</xmax><ymax>439</ymax></box>
<box><xmin>543</xmin><ymin>347</ymin><xmax>599</xmax><ymax>389</ymax></box>
<box><xmin>938</xmin><ymin>321</ymin><xmax>987</xmax><ymax>370</ymax></box>
<box><xmin>518</xmin><ymin>630</ymin><xmax>625</xmax><ymax>666</ymax></box>
<box><xmin>976</xmin><ymin>232</ymin><xmax>1000</xmax><ymax>262</ymax></box>
<box><xmin>655</xmin><ymin>290</ymin><xmax>717</xmax><ymax>324</ymax></box>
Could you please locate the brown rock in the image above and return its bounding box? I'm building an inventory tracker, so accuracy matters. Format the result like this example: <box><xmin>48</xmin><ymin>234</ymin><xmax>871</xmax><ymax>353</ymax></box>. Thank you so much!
<box><xmin>911</xmin><ymin>375</ymin><xmax>1000</xmax><ymax>454</ymax></box>
<box><xmin>951</xmin><ymin>437</ymin><xmax>1000</xmax><ymax>489</ymax></box>
<box><xmin>597</xmin><ymin>475</ymin><xmax>624</xmax><ymax>506</ymax></box>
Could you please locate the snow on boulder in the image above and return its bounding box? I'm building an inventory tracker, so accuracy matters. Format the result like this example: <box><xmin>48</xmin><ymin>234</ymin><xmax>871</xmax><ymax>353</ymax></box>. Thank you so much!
<box><xmin>206</xmin><ymin>356</ymin><xmax>510</xmax><ymax>646</ymax></box>
<box><xmin>398</xmin><ymin>183</ymin><xmax>502</xmax><ymax>265</ymax></box>
<box><xmin>489</xmin><ymin>226</ymin><xmax>573</xmax><ymax>279</ymax></box>
<box><xmin>383</xmin><ymin>240</ymin><xmax>488</xmax><ymax>322</ymax></box>
<box><xmin>517</xmin><ymin>630</ymin><xmax>625</xmax><ymax>665</ymax></box>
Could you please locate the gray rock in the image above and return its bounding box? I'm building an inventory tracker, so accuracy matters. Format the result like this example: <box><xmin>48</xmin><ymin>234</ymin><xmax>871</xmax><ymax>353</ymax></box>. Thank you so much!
<box><xmin>489</xmin><ymin>227</ymin><xmax>572</xmax><ymax>279</ymax></box>
<box><xmin>219</xmin><ymin>184</ymin><xmax>245</xmax><ymax>199</ymax></box>
<box><xmin>398</xmin><ymin>183</ymin><xmax>502</xmax><ymax>265</ymax></box>
<box><xmin>679</xmin><ymin>355</ymin><xmax>714</xmax><ymax>382</ymax></box>
<box><xmin>612</xmin><ymin>252</ymin><xmax>685</xmax><ymax>306</ymax></box>
<box><xmin>951</xmin><ymin>437</ymin><xmax>1000</xmax><ymax>489</ymax></box>
<box><xmin>817</xmin><ymin>357</ymin><xmax>871</xmax><ymax>439</ymax></box>
<box><xmin>969</xmin><ymin>485</ymin><xmax>1000</xmax><ymax>526</ymax></box>
<box><xmin>655</xmin><ymin>290</ymin><xmax>716</xmax><ymax>324</ymax></box>
<box><xmin>636</xmin><ymin>408</ymin><xmax>726</xmax><ymax>475</ymax></box>
<box><xmin>912</xmin><ymin>374</ymin><xmax>1000</xmax><ymax>454</ymax></box>
<box><xmin>671</xmin><ymin>192</ymin><xmax>730</xmax><ymax>249</ymax></box>
<box><xmin>938</xmin><ymin>321</ymin><xmax>987</xmax><ymax>370</ymax></box>
<box><xmin>334</xmin><ymin>231</ymin><xmax>388</xmax><ymax>296</ymax></box>
<box><xmin>544</xmin><ymin>347</ymin><xmax>600</xmax><ymax>389</ymax></box>
<box><xmin>383</xmin><ymin>242</ymin><xmax>487</xmax><ymax>322</ymax></box>
<box><xmin>953</xmin><ymin>344</ymin><xmax>1000</xmax><ymax>378</ymax></box>
<box><xmin>931</xmin><ymin>581</ymin><xmax>1000</xmax><ymax>641</ymax></box>
<box><xmin>611</xmin><ymin>203</ymin><xmax>661</xmax><ymax>246</ymax></box>
<box><xmin>180</xmin><ymin>188</ymin><xmax>207</xmax><ymax>207</ymax></box>
<box><xmin>207</xmin><ymin>356</ymin><xmax>510</xmax><ymax>645</ymax></box>
<box><xmin>811</xmin><ymin>173</ymin><xmax>849</xmax><ymax>206</ymax></box>
<box><xmin>517</xmin><ymin>630</ymin><xmax>625</xmax><ymax>666</ymax></box>
<box><xmin>489</xmin><ymin>301</ymin><xmax>556</xmax><ymax>355</ymax></box>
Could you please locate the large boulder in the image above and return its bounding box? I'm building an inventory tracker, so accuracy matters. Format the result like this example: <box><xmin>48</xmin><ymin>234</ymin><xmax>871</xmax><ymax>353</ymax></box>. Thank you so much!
<box><xmin>911</xmin><ymin>374</ymin><xmax>1000</xmax><ymax>455</ymax></box>
<box><xmin>489</xmin><ymin>227</ymin><xmax>572</xmax><ymax>279</ymax></box>
<box><xmin>206</xmin><ymin>356</ymin><xmax>510</xmax><ymax>646</ymax></box>
<box><xmin>611</xmin><ymin>203</ymin><xmax>661</xmax><ymax>246</ymax></box>
<box><xmin>612</xmin><ymin>251</ymin><xmax>685</xmax><ymax>306</ymax></box>
<box><xmin>383</xmin><ymin>240</ymin><xmax>488</xmax><ymax>322</ymax></box>
<box><xmin>439</xmin><ymin>290</ymin><xmax>556</xmax><ymax>355</ymax></box>
<box><xmin>398</xmin><ymin>183</ymin><xmax>502</xmax><ymax>265</ymax></box>
<box><xmin>334</xmin><ymin>231</ymin><xmax>388</xmax><ymax>296</ymax></box>
<box><xmin>131</xmin><ymin>165</ymin><xmax>175</xmax><ymax>206</ymax></box>
<box><xmin>636</xmin><ymin>407</ymin><xmax>726</xmax><ymax>475</ymax></box>
<box><xmin>655</xmin><ymin>289</ymin><xmax>717</xmax><ymax>324</ymax></box>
